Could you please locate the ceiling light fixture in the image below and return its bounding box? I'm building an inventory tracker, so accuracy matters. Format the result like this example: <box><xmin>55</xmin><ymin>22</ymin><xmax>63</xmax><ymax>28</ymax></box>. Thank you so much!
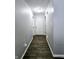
<box><xmin>33</xmin><ymin>7</ymin><xmax>45</xmax><ymax>13</ymax></box>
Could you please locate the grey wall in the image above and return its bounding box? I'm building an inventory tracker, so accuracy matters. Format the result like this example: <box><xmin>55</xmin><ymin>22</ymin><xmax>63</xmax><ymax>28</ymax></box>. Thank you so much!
<box><xmin>52</xmin><ymin>0</ymin><xmax>64</xmax><ymax>55</ymax></box>
<box><xmin>46</xmin><ymin>0</ymin><xmax>64</xmax><ymax>56</ymax></box>
<box><xmin>15</xmin><ymin>0</ymin><xmax>64</xmax><ymax>58</ymax></box>
<box><xmin>15</xmin><ymin>0</ymin><xmax>33</xmax><ymax>59</ymax></box>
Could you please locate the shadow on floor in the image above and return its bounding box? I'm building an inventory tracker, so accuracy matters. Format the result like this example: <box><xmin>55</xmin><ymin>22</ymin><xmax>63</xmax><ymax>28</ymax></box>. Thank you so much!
<box><xmin>54</xmin><ymin>57</ymin><xmax>64</xmax><ymax>59</ymax></box>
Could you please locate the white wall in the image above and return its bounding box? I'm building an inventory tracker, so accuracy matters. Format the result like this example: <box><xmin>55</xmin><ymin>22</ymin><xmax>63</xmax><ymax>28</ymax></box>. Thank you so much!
<box><xmin>53</xmin><ymin>0</ymin><xmax>64</xmax><ymax>55</ymax></box>
<box><xmin>15</xmin><ymin>0</ymin><xmax>33</xmax><ymax>59</ymax></box>
<box><xmin>47</xmin><ymin>0</ymin><xmax>64</xmax><ymax>56</ymax></box>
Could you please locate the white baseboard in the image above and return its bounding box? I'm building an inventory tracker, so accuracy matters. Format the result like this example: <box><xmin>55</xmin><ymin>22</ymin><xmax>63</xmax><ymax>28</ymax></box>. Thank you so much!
<box><xmin>46</xmin><ymin>35</ymin><xmax>64</xmax><ymax>58</ymax></box>
<box><xmin>46</xmin><ymin>35</ymin><xmax>54</xmax><ymax>56</ymax></box>
<box><xmin>20</xmin><ymin>37</ymin><xmax>33</xmax><ymax>59</ymax></box>
<box><xmin>53</xmin><ymin>54</ymin><xmax>64</xmax><ymax>58</ymax></box>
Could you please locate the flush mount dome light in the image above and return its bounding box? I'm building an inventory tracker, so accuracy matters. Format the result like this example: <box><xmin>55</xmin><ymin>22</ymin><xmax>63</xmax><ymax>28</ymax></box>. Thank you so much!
<box><xmin>32</xmin><ymin>7</ymin><xmax>54</xmax><ymax>14</ymax></box>
<box><xmin>33</xmin><ymin>7</ymin><xmax>45</xmax><ymax>13</ymax></box>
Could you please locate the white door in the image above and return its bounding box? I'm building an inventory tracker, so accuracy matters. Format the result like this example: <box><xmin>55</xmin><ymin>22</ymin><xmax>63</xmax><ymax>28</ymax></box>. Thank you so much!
<box><xmin>33</xmin><ymin>15</ymin><xmax>46</xmax><ymax>35</ymax></box>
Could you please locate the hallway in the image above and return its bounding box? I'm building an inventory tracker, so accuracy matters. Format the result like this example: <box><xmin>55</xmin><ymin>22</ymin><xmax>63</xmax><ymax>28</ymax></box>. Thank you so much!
<box><xmin>23</xmin><ymin>35</ymin><xmax>54</xmax><ymax>59</ymax></box>
<box><xmin>15</xmin><ymin>0</ymin><xmax>64</xmax><ymax>58</ymax></box>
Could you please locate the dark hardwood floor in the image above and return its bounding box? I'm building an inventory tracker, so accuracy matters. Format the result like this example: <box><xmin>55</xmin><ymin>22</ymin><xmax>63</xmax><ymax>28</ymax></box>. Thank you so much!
<box><xmin>23</xmin><ymin>35</ymin><xmax>64</xmax><ymax>59</ymax></box>
<box><xmin>23</xmin><ymin>35</ymin><xmax>54</xmax><ymax>59</ymax></box>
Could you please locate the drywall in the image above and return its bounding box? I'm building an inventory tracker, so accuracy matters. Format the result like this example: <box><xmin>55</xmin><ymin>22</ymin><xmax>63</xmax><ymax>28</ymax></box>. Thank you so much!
<box><xmin>53</xmin><ymin>0</ymin><xmax>64</xmax><ymax>55</ymax></box>
<box><xmin>15</xmin><ymin>0</ymin><xmax>33</xmax><ymax>59</ymax></box>
<box><xmin>47</xmin><ymin>0</ymin><xmax>64</xmax><ymax>56</ymax></box>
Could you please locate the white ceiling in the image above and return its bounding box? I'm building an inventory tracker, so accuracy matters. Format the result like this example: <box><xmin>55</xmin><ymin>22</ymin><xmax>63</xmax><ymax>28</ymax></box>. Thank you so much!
<box><xmin>25</xmin><ymin>0</ymin><xmax>51</xmax><ymax>9</ymax></box>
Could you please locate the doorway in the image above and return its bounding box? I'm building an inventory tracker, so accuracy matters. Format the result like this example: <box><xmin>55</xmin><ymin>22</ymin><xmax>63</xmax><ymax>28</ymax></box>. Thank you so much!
<box><xmin>32</xmin><ymin>12</ymin><xmax>46</xmax><ymax>35</ymax></box>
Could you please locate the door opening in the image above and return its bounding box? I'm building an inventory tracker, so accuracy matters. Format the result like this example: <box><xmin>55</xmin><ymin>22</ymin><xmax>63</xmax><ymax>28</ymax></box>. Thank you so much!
<box><xmin>32</xmin><ymin>11</ymin><xmax>46</xmax><ymax>35</ymax></box>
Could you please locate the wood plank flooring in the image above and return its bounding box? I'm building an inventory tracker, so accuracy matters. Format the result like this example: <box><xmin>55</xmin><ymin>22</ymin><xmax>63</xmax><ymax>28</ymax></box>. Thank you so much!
<box><xmin>23</xmin><ymin>35</ymin><xmax>54</xmax><ymax>59</ymax></box>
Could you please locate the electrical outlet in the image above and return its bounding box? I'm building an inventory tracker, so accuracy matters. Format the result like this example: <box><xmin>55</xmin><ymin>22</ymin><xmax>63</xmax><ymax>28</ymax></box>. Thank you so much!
<box><xmin>15</xmin><ymin>56</ymin><xmax>18</xmax><ymax>59</ymax></box>
<box><xmin>24</xmin><ymin>43</ymin><xmax>27</xmax><ymax>47</ymax></box>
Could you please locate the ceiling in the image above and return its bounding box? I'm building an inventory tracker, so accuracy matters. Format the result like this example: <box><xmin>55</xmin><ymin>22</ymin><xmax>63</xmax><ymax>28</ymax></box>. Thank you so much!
<box><xmin>25</xmin><ymin>0</ymin><xmax>51</xmax><ymax>9</ymax></box>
